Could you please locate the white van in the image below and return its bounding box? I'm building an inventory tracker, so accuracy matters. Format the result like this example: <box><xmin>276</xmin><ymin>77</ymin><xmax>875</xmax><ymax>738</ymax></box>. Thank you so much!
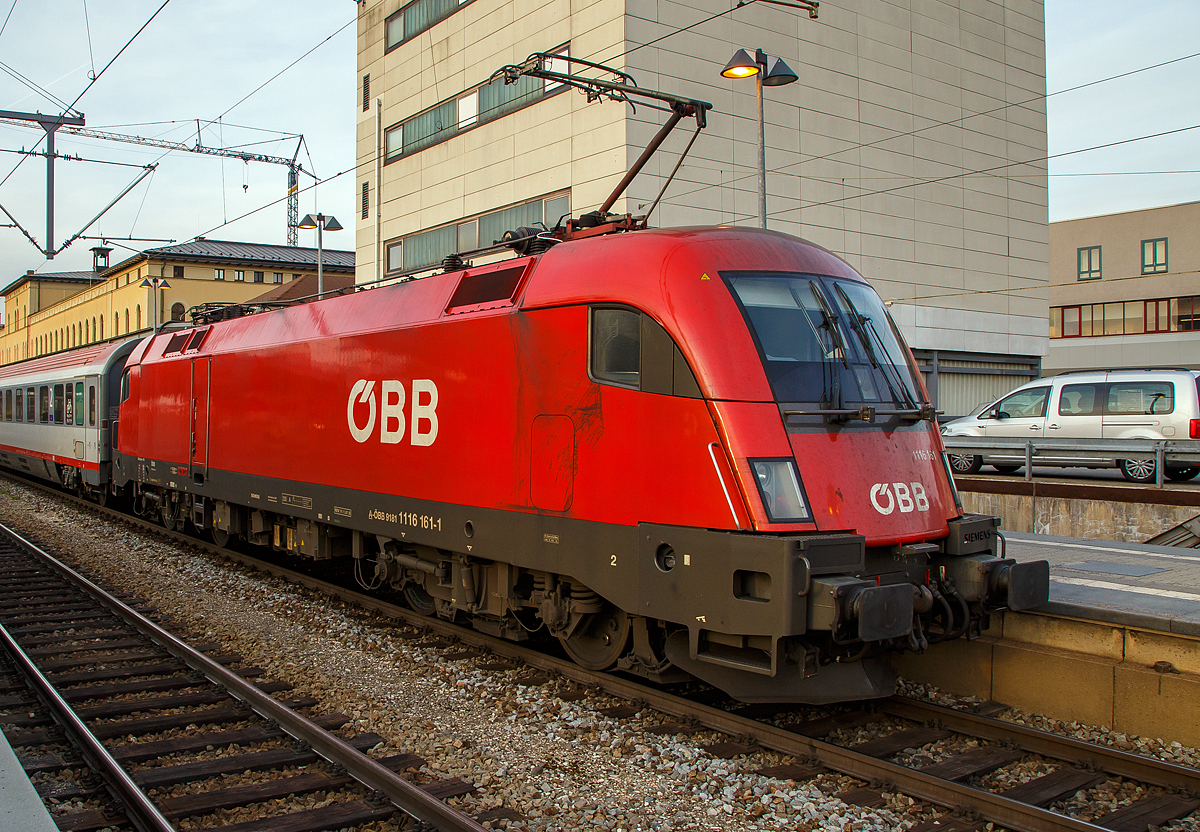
<box><xmin>941</xmin><ymin>368</ymin><xmax>1200</xmax><ymax>482</ymax></box>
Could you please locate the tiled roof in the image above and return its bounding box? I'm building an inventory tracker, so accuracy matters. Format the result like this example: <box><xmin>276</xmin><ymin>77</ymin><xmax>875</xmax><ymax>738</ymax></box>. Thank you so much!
<box><xmin>104</xmin><ymin>239</ymin><xmax>355</xmax><ymax>276</ymax></box>
<box><xmin>247</xmin><ymin>272</ymin><xmax>356</xmax><ymax>303</ymax></box>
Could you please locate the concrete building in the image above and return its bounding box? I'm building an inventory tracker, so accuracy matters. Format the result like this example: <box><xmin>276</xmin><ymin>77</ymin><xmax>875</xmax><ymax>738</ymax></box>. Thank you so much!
<box><xmin>355</xmin><ymin>0</ymin><xmax>1049</xmax><ymax>417</ymax></box>
<box><xmin>0</xmin><ymin>241</ymin><xmax>354</xmax><ymax>366</ymax></box>
<box><xmin>1047</xmin><ymin>200</ymin><xmax>1200</xmax><ymax>374</ymax></box>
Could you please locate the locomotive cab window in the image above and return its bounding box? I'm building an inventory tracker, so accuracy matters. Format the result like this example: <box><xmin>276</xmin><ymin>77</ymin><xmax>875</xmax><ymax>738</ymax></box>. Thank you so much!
<box><xmin>120</xmin><ymin>370</ymin><xmax>131</xmax><ymax>403</ymax></box>
<box><xmin>589</xmin><ymin>307</ymin><xmax>702</xmax><ymax>398</ymax></box>
<box><xmin>724</xmin><ymin>272</ymin><xmax>924</xmax><ymax>410</ymax></box>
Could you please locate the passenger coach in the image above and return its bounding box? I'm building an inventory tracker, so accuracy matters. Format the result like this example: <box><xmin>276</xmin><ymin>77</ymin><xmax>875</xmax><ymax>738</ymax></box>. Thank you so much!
<box><xmin>0</xmin><ymin>340</ymin><xmax>138</xmax><ymax>500</ymax></box>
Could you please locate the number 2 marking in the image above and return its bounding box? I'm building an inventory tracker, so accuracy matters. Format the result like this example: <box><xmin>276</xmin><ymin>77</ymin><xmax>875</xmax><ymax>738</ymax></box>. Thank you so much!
<box><xmin>610</xmin><ymin>554</ymin><xmax>617</xmax><ymax>566</ymax></box>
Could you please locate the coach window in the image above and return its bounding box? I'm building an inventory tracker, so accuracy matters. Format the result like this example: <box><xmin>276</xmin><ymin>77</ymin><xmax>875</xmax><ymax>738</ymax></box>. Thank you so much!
<box><xmin>74</xmin><ymin>383</ymin><xmax>84</xmax><ymax>425</ymax></box>
<box><xmin>15</xmin><ymin>388</ymin><xmax>22</xmax><ymax>422</ymax></box>
<box><xmin>59</xmin><ymin>384</ymin><xmax>70</xmax><ymax>425</ymax></box>
<box><xmin>4</xmin><ymin>390</ymin><xmax>10</xmax><ymax>421</ymax></box>
<box><xmin>27</xmin><ymin>387</ymin><xmax>35</xmax><ymax>421</ymax></box>
<box><xmin>88</xmin><ymin>385</ymin><xmax>96</xmax><ymax>426</ymax></box>
<box><xmin>39</xmin><ymin>385</ymin><xmax>48</xmax><ymax>423</ymax></box>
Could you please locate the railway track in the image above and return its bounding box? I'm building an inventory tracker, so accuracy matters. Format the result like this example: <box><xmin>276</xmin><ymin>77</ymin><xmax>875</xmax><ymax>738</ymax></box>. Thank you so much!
<box><xmin>7</xmin><ymin>476</ymin><xmax>1200</xmax><ymax>832</ymax></box>
<box><xmin>0</xmin><ymin>522</ymin><xmax>491</xmax><ymax>832</ymax></box>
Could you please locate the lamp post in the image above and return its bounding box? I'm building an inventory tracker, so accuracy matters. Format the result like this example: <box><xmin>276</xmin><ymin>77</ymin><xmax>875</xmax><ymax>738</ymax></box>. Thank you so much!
<box><xmin>138</xmin><ymin>276</ymin><xmax>172</xmax><ymax>333</ymax></box>
<box><xmin>721</xmin><ymin>48</ymin><xmax>798</xmax><ymax>228</ymax></box>
<box><xmin>298</xmin><ymin>213</ymin><xmax>344</xmax><ymax>299</ymax></box>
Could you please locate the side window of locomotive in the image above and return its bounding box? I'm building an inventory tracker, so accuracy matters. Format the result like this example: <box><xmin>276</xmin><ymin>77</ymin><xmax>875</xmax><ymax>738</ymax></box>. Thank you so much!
<box><xmin>120</xmin><ymin>370</ymin><xmax>131</xmax><ymax>403</ymax></box>
<box><xmin>591</xmin><ymin>308</ymin><xmax>641</xmax><ymax>388</ymax></box>
<box><xmin>74</xmin><ymin>382</ymin><xmax>84</xmax><ymax>426</ymax></box>
<box><xmin>14</xmin><ymin>388</ymin><xmax>22</xmax><ymax>422</ymax></box>
<box><xmin>57</xmin><ymin>384</ymin><xmax>69</xmax><ymax>425</ymax></box>
<box><xmin>27</xmin><ymin>387</ymin><xmax>35</xmax><ymax>422</ymax></box>
<box><xmin>589</xmin><ymin>307</ymin><xmax>702</xmax><ymax>398</ymax></box>
<box><xmin>88</xmin><ymin>385</ymin><xmax>96</xmax><ymax>426</ymax></box>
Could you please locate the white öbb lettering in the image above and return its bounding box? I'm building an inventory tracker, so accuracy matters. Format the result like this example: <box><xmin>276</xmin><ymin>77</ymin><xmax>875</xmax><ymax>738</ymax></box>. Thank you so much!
<box><xmin>347</xmin><ymin>379</ymin><xmax>439</xmax><ymax>446</ymax></box>
<box><xmin>869</xmin><ymin>482</ymin><xmax>930</xmax><ymax>515</ymax></box>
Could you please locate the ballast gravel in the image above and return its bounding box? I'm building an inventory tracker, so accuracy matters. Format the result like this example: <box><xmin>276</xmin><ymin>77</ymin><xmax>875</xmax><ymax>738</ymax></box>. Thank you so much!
<box><xmin>1</xmin><ymin>476</ymin><xmax>1197</xmax><ymax>831</ymax></box>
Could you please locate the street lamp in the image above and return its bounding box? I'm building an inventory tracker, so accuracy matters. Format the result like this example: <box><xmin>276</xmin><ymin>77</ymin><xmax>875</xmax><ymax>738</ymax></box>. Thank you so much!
<box><xmin>298</xmin><ymin>212</ymin><xmax>344</xmax><ymax>299</ymax></box>
<box><xmin>721</xmin><ymin>48</ymin><xmax>798</xmax><ymax>228</ymax></box>
<box><xmin>138</xmin><ymin>276</ymin><xmax>172</xmax><ymax>333</ymax></box>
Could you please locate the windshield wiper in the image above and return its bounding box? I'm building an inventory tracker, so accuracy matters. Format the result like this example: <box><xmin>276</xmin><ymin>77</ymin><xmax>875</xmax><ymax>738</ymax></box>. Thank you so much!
<box><xmin>804</xmin><ymin>280</ymin><xmax>849</xmax><ymax>411</ymax></box>
<box><xmin>833</xmin><ymin>284</ymin><xmax>935</xmax><ymax>421</ymax></box>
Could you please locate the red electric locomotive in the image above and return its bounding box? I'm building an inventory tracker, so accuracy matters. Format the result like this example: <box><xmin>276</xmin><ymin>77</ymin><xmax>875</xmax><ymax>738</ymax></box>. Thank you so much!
<box><xmin>105</xmin><ymin>224</ymin><xmax>1047</xmax><ymax>703</ymax></box>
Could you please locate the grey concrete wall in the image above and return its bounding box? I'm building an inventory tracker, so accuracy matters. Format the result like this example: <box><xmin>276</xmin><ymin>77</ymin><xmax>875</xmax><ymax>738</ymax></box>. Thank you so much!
<box><xmin>962</xmin><ymin>491</ymin><xmax>1198</xmax><ymax>541</ymax></box>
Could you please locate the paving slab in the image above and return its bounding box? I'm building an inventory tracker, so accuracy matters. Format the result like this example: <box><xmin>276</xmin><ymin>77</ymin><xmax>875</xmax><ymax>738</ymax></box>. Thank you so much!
<box><xmin>0</xmin><ymin>725</ymin><xmax>58</xmax><ymax>832</ymax></box>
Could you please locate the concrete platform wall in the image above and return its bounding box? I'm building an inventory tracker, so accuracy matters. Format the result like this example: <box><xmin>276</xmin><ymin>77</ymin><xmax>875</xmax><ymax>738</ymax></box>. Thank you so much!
<box><xmin>896</xmin><ymin>610</ymin><xmax>1200</xmax><ymax>747</ymax></box>
<box><xmin>961</xmin><ymin>491</ymin><xmax>1197</xmax><ymax>542</ymax></box>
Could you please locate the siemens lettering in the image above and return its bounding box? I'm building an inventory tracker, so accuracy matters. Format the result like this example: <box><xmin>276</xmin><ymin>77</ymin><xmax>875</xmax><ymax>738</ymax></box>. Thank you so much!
<box><xmin>347</xmin><ymin>379</ymin><xmax>439</xmax><ymax>446</ymax></box>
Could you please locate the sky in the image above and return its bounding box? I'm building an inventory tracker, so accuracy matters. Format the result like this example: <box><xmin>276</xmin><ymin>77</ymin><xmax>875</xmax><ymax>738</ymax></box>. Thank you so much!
<box><xmin>0</xmin><ymin>0</ymin><xmax>1196</xmax><ymax>287</ymax></box>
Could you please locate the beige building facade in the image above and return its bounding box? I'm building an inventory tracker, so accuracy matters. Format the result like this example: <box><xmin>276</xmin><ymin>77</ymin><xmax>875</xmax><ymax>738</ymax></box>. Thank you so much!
<box><xmin>356</xmin><ymin>0</ymin><xmax>1049</xmax><ymax>417</ymax></box>
<box><xmin>0</xmin><ymin>241</ymin><xmax>354</xmax><ymax>366</ymax></box>
<box><xmin>1046</xmin><ymin>201</ymin><xmax>1200</xmax><ymax>373</ymax></box>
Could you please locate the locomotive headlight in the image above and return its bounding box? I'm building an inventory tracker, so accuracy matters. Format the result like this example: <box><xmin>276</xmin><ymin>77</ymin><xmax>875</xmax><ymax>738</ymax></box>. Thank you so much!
<box><xmin>750</xmin><ymin>459</ymin><xmax>811</xmax><ymax>523</ymax></box>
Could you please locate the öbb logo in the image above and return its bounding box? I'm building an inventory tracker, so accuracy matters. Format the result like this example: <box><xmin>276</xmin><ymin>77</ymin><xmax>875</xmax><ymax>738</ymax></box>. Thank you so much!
<box><xmin>869</xmin><ymin>482</ymin><xmax>929</xmax><ymax>515</ymax></box>
<box><xmin>347</xmin><ymin>380</ymin><xmax>439</xmax><ymax>446</ymax></box>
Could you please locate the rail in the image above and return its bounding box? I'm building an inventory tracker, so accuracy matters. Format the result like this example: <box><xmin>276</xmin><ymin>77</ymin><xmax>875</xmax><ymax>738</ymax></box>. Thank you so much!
<box><xmin>0</xmin><ymin>522</ymin><xmax>489</xmax><ymax>832</ymax></box>
<box><xmin>941</xmin><ymin>436</ymin><xmax>1200</xmax><ymax>487</ymax></box>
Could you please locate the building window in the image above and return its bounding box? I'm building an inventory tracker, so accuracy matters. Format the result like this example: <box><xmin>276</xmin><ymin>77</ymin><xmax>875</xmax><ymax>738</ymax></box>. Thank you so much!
<box><xmin>384</xmin><ymin>191</ymin><xmax>569</xmax><ymax>273</ymax></box>
<box><xmin>362</xmin><ymin>182</ymin><xmax>370</xmax><ymax>219</ymax></box>
<box><xmin>385</xmin><ymin>46</ymin><xmax>569</xmax><ymax>162</ymax></box>
<box><xmin>172</xmin><ymin>265</ymin><xmax>185</xmax><ymax>279</ymax></box>
<box><xmin>1077</xmin><ymin>246</ymin><xmax>1101</xmax><ymax>280</ymax></box>
<box><xmin>292</xmin><ymin>273</ymin><xmax>301</xmax><ymax>281</ymax></box>
<box><xmin>1142</xmin><ymin>238</ymin><xmax>1168</xmax><ymax>274</ymax></box>
<box><xmin>253</xmin><ymin>271</ymin><xmax>264</xmax><ymax>283</ymax></box>
<box><xmin>273</xmin><ymin>272</ymin><xmax>283</xmax><ymax>284</ymax></box>
<box><xmin>386</xmin><ymin>241</ymin><xmax>404</xmax><ymax>273</ymax></box>
<box><xmin>171</xmin><ymin>302</ymin><xmax>185</xmax><ymax>322</ymax></box>
<box><xmin>235</xmin><ymin>270</ymin><xmax>245</xmax><ymax>282</ymax></box>
<box><xmin>385</xmin><ymin>0</ymin><xmax>473</xmax><ymax>52</ymax></box>
<box><xmin>214</xmin><ymin>268</ymin><xmax>225</xmax><ymax>281</ymax></box>
<box><xmin>362</xmin><ymin>74</ymin><xmax>370</xmax><ymax>111</ymax></box>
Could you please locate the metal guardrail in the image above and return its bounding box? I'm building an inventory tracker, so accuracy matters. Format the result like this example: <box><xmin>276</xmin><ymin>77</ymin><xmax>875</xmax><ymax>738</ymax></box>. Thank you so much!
<box><xmin>941</xmin><ymin>436</ymin><xmax>1200</xmax><ymax>487</ymax></box>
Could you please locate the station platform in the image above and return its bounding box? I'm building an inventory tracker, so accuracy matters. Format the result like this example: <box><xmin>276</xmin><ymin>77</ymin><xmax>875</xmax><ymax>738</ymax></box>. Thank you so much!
<box><xmin>0</xmin><ymin>727</ymin><xmax>58</xmax><ymax>832</ymax></box>
<box><xmin>1004</xmin><ymin>531</ymin><xmax>1200</xmax><ymax>636</ymax></box>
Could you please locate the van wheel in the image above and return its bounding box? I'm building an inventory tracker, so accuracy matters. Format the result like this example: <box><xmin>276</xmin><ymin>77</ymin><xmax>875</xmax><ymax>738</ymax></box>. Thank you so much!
<box><xmin>992</xmin><ymin>465</ymin><xmax>1021</xmax><ymax>474</ymax></box>
<box><xmin>947</xmin><ymin>453</ymin><xmax>982</xmax><ymax>475</ymax></box>
<box><xmin>1166</xmin><ymin>466</ymin><xmax>1199</xmax><ymax>482</ymax></box>
<box><xmin>1119</xmin><ymin>458</ymin><xmax>1156</xmax><ymax>483</ymax></box>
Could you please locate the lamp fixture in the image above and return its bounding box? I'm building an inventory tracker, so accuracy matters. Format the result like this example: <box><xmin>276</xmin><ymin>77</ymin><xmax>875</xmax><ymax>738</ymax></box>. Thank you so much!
<box><xmin>721</xmin><ymin>49</ymin><xmax>760</xmax><ymax>79</ymax></box>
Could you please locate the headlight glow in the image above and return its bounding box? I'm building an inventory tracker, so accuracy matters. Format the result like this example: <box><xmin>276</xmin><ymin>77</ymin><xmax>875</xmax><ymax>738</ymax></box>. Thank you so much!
<box><xmin>750</xmin><ymin>458</ymin><xmax>811</xmax><ymax>522</ymax></box>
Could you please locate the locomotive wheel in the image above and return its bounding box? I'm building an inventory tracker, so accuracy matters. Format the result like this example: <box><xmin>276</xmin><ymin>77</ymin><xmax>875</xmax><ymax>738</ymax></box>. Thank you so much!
<box><xmin>160</xmin><ymin>499</ymin><xmax>180</xmax><ymax>530</ymax></box>
<box><xmin>559</xmin><ymin>605</ymin><xmax>630</xmax><ymax>671</ymax></box>
<box><xmin>211</xmin><ymin>526</ymin><xmax>231</xmax><ymax>548</ymax></box>
<box><xmin>95</xmin><ymin>487</ymin><xmax>108</xmax><ymax>508</ymax></box>
<box><xmin>403</xmin><ymin>583</ymin><xmax>437</xmax><ymax>616</ymax></box>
